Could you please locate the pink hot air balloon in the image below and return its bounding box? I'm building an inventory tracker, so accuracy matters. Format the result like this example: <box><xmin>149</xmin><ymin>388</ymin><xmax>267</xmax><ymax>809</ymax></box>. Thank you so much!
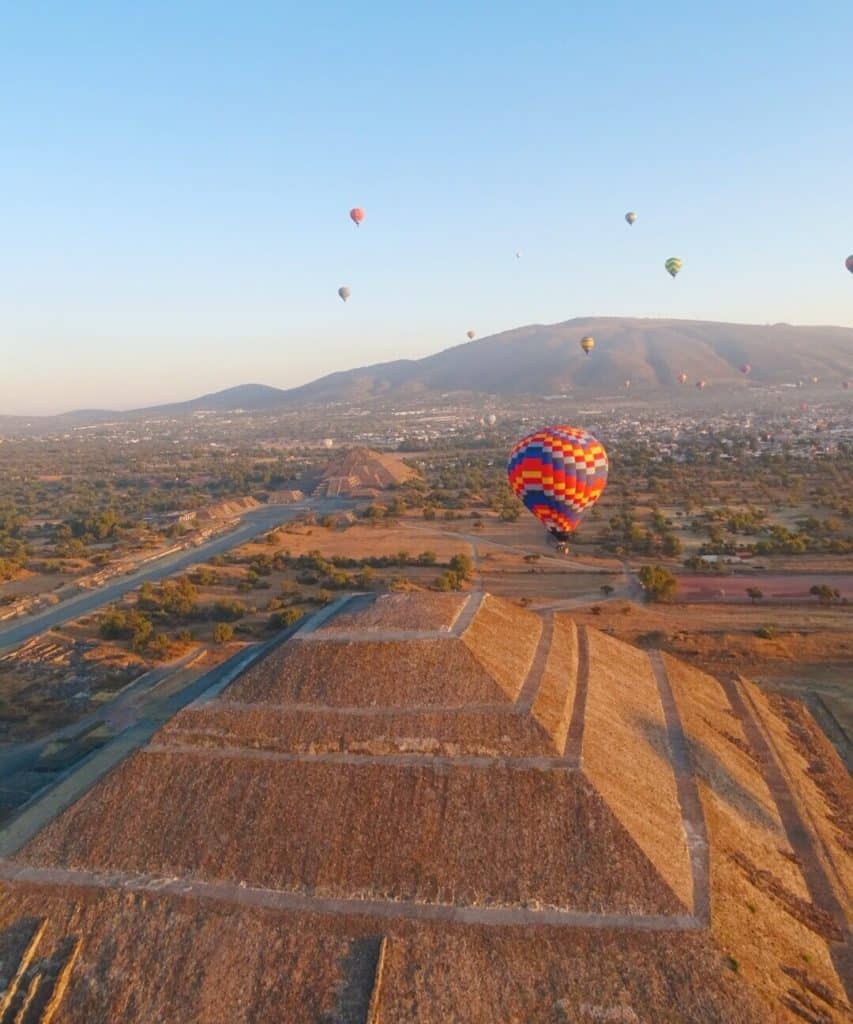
<box><xmin>740</xmin><ymin>363</ymin><xmax>752</xmax><ymax>375</ymax></box>
<box><xmin>695</xmin><ymin>380</ymin><xmax>707</xmax><ymax>391</ymax></box>
<box><xmin>349</xmin><ymin>207</ymin><xmax>365</xmax><ymax>227</ymax></box>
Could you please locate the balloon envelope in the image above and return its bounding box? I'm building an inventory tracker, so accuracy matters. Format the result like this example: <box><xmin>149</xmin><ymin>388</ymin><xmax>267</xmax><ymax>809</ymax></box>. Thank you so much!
<box><xmin>507</xmin><ymin>426</ymin><xmax>608</xmax><ymax>540</ymax></box>
<box><xmin>740</xmin><ymin>363</ymin><xmax>752</xmax><ymax>375</ymax></box>
<box><xmin>678</xmin><ymin>372</ymin><xmax>688</xmax><ymax>385</ymax></box>
<box><xmin>846</xmin><ymin>255</ymin><xmax>853</xmax><ymax>274</ymax></box>
<box><xmin>466</xmin><ymin>330</ymin><xmax>476</xmax><ymax>340</ymax></box>
<box><xmin>625</xmin><ymin>211</ymin><xmax>638</xmax><ymax>225</ymax></box>
<box><xmin>665</xmin><ymin>257</ymin><xmax>683</xmax><ymax>278</ymax></box>
<box><xmin>338</xmin><ymin>286</ymin><xmax>351</xmax><ymax>302</ymax></box>
<box><xmin>349</xmin><ymin>207</ymin><xmax>365</xmax><ymax>226</ymax></box>
<box><xmin>696</xmin><ymin>379</ymin><xmax>706</xmax><ymax>390</ymax></box>
<box><xmin>580</xmin><ymin>336</ymin><xmax>595</xmax><ymax>355</ymax></box>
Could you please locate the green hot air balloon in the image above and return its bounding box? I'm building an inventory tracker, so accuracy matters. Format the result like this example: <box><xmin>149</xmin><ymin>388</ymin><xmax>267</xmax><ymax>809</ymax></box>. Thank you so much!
<box><xmin>665</xmin><ymin>257</ymin><xmax>683</xmax><ymax>279</ymax></box>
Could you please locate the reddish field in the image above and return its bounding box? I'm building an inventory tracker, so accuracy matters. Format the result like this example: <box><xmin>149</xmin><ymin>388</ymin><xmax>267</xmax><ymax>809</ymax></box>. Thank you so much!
<box><xmin>677</xmin><ymin>573</ymin><xmax>853</xmax><ymax>602</ymax></box>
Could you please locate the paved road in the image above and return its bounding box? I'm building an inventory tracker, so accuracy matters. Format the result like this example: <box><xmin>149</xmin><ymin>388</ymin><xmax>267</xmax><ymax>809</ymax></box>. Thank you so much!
<box><xmin>0</xmin><ymin>650</ymin><xmax>200</xmax><ymax>780</ymax></box>
<box><xmin>0</xmin><ymin>597</ymin><xmax>355</xmax><ymax>857</ymax></box>
<box><xmin>0</xmin><ymin>499</ymin><xmax>350</xmax><ymax>651</ymax></box>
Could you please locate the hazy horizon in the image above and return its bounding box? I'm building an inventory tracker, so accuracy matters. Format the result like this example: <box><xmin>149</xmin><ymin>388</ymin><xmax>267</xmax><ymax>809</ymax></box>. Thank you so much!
<box><xmin>2</xmin><ymin>2</ymin><xmax>852</xmax><ymax>414</ymax></box>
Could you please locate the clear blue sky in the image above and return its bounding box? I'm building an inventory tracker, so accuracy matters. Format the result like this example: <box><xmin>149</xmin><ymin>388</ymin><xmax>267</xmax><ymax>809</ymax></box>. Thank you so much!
<box><xmin>1</xmin><ymin>1</ymin><xmax>851</xmax><ymax>413</ymax></box>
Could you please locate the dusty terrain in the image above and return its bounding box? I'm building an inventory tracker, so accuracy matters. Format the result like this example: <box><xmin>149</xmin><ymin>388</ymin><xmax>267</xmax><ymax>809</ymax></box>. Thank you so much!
<box><xmin>0</xmin><ymin>592</ymin><xmax>848</xmax><ymax>1022</ymax></box>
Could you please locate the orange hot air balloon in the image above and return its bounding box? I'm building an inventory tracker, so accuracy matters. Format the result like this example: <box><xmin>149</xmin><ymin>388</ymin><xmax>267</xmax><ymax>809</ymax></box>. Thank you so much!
<box><xmin>580</xmin><ymin>336</ymin><xmax>595</xmax><ymax>356</ymax></box>
<box><xmin>507</xmin><ymin>426</ymin><xmax>608</xmax><ymax>542</ymax></box>
<box><xmin>349</xmin><ymin>207</ymin><xmax>365</xmax><ymax>227</ymax></box>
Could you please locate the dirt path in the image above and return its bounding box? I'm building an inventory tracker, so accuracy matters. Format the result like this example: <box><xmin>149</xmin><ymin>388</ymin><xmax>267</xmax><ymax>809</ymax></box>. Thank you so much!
<box><xmin>0</xmin><ymin>861</ymin><xmax>702</xmax><ymax>932</ymax></box>
<box><xmin>563</xmin><ymin>623</ymin><xmax>588</xmax><ymax>762</ymax></box>
<box><xmin>648</xmin><ymin>651</ymin><xmax>711</xmax><ymax>924</ymax></box>
<box><xmin>518</xmin><ymin>612</ymin><xmax>554</xmax><ymax>711</ymax></box>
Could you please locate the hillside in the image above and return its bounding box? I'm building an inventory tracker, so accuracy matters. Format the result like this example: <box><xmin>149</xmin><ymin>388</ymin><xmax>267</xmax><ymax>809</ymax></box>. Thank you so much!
<box><xmin>280</xmin><ymin>317</ymin><xmax>853</xmax><ymax>402</ymax></box>
<box><xmin>4</xmin><ymin>318</ymin><xmax>851</xmax><ymax>428</ymax></box>
<box><xmin>1</xmin><ymin>592</ymin><xmax>850</xmax><ymax>1022</ymax></box>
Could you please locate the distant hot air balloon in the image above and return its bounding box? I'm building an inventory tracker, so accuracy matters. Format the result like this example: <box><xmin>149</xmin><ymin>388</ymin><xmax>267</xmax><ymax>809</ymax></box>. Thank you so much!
<box><xmin>811</xmin><ymin>376</ymin><xmax>820</xmax><ymax>385</ymax></box>
<box><xmin>625</xmin><ymin>212</ymin><xmax>638</xmax><ymax>226</ymax></box>
<box><xmin>515</xmin><ymin>250</ymin><xmax>522</xmax><ymax>259</ymax></box>
<box><xmin>740</xmin><ymin>363</ymin><xmax>752</xmax><ymax>375</ymax></box>
<box><xmin>846</xmin><ymin>255</ymin><xmax>853</xmax><ymax>274</ymax></box>
<box><xmin>580</xmin><ymin>336</ymin><xmax>595</xmax><ymax>356</ymax></box>
<box><xmin>349</xmin><ymin>207</ymin><xmax>365</xmax><ymax>227</ymax></box>
<box><xmin>696</xmin><ymin>379</ymin><xmax>707</xmax><ymax>390</ymax></box>
<box><xmin>322</xmin><ymin>438</ymin><xmax>334</xmax><ymax>449</ymax></box>
<box><xmin>665</xmin><ymin>257</ymin><xmax>683</xmax><ymax>278</ymax></box>
<box><xmin>467</xmin><ymin>329</ymin><xmax>476</xmax><ymax>340</ymax></box>
<box><xmin>624</xmin><ymin>379</ymin><xmax>631</xmax><ymax>390</ymax></box>
<box><xmin>678</xmin><ymin>372</ymin><xmax>688</xmax><ymax>385</ymax></box>
<box><xmin>507</xmin><ymin>426</ymin><xmax>608</xmax><ymax>542</ymax></box>
<box><xmin>338</xmin><ymin>286</ymin><xmax>351</xmax><ymax>302</ymax></box>
<box><xmin>487</xmin><ymin>413</ymin><xmax>497</xmax><ymax>426</ymax></box>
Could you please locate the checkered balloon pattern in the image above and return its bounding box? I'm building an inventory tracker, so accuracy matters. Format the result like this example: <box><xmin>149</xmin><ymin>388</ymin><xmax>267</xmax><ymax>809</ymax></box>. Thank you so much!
<box><xmin>506</xmin><ymin>426</ymin><xmax>609</xmax><ymax>539</ymax></box>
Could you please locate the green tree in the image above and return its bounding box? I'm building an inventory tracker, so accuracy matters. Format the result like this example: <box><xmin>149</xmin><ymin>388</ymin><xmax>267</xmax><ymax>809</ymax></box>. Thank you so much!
<box><xmin>213</xmin><ymin>622</ymin><xmax>234</xmax><ymax>644</ymax></box>
<box><xmin>268</xmin><ymin>607</ymin><xmax>303</xmax><ymax>630</ymax></box>
<box><xmin>637</xmin><ymin>565</ymin><xmax>678</xmax><ymax>603</ymax></box>
<box><xmin>448</xmin><ymin>553</ymin><xmax>474</xmax><ymax>580</ymax></box>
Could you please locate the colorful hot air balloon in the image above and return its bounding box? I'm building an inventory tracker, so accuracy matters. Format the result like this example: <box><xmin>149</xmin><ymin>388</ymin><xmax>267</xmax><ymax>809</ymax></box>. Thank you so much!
<box><xmin>338</xmin><ymin>286</ymin><xmax>351</xmax><ymax>302</ymax></box>
<box><xmin>467</xmin><ymin>329</ymin><xmax>476</xmax><ymax>340</ymax></box>
<box><xmin>507</xmin><ymin>426</ymin><xmax>608</xmax><ymax>541</ymax></box>
<box><xmin>846</xmin><ymin>255</ymin><xmax>853</xmax><ymax>274</ymax></box>
<box><xmin>580</xmin><ymin>336</ymin><xmax>595</xmax><ymax>356</ymax></box>
<box><xmin>678</xmin><ymin>372</ymin><xmax>688</xmax><ymax>385</ymax></box>
<box><xmin>625</xmin><ymin>211</ymin><xmax>638</xmax><ymax>225</ymax></box>
<box><xmin>696</xmin><ymin>379</ymin><xmax>707</xmax><ymax>390</ymax></box>
<box><xmin>349</xmin><ymin>207</ymin><xmax>365</xmax><ymax>227</ymax></box>
<box><xmin>740</xmin><ymin>363</ymin><xmax>752</xmax><ymax>375</ymax></box>
<box><xmin>665</xmin><ymin>257</ymin><xmax>683</xmax><ymax>278</ymax></box>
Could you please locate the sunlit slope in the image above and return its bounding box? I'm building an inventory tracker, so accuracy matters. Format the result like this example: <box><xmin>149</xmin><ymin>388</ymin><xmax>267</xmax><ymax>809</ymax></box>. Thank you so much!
<box><xmin>281</xmin><ymin>317</ymin><xmax>853</xmax><ymax>401</ymax></box>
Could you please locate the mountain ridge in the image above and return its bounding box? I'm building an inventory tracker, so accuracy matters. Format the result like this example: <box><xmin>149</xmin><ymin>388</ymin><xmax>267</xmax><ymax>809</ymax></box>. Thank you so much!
<box><xmin>5</xmin><ymin>317</ymin><xmax>852</xmax><ymax>422</ymax></box>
